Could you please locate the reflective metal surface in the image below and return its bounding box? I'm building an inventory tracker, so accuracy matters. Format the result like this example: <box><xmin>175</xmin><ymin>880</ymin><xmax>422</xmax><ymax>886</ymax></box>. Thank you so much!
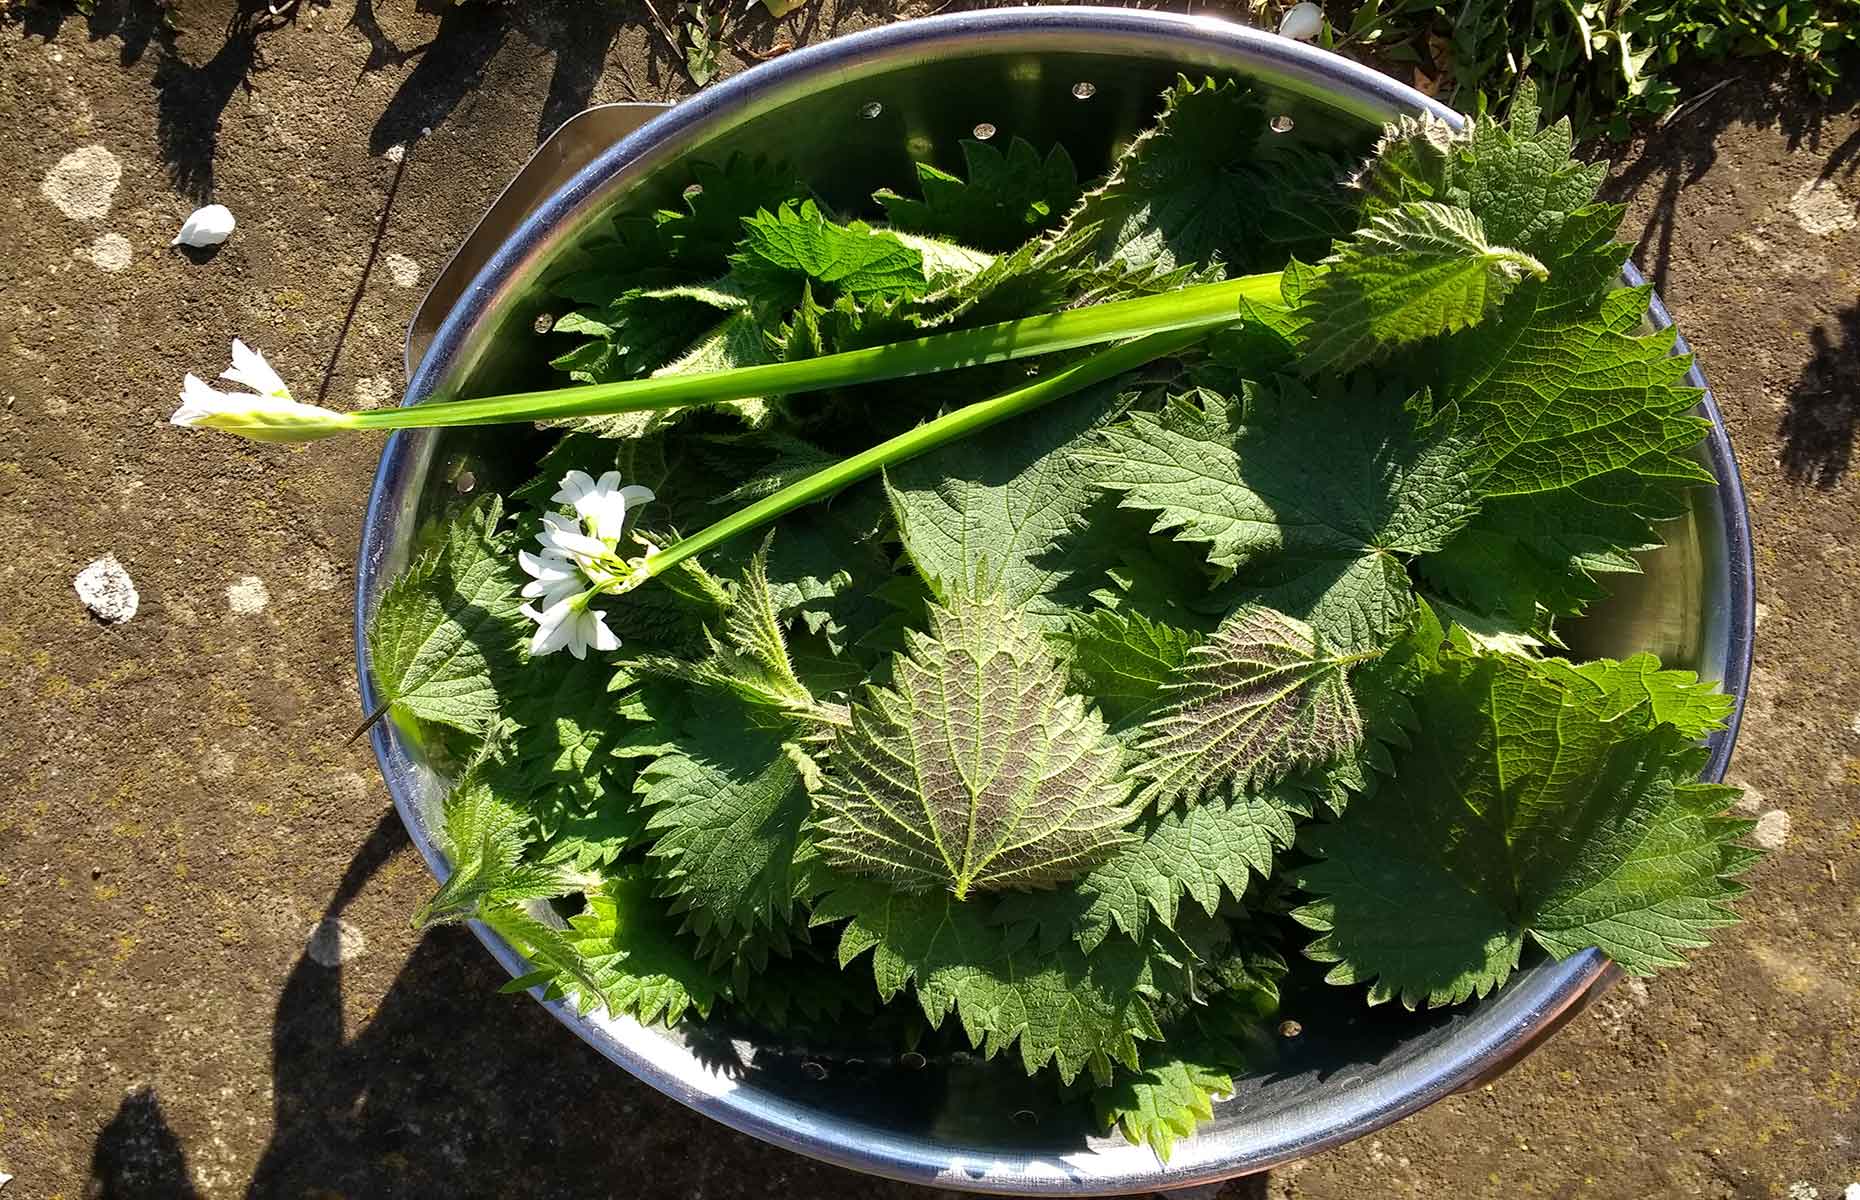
<box><xmin>354</xmin><ymin>10</ymin><xmax>1755</xmax><ymax>1193</ymax></box>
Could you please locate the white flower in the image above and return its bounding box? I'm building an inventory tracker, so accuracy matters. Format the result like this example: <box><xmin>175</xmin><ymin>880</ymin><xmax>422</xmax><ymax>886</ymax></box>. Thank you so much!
<box><xmin>172</xmin><ymin>203</ymin><xmax>236</xmax><ymax>247</ymax></box>
<box><xmin>171</xmin><ymin>339</ymin><xmax>351</xmax><ymax>442</ymax></box>
<box><xmin>553</xmin><ymin>469</ymin><xmax>655</xmax><ymax>543</ymax></box>
<box><xmin>518</xmin><ymin>470</ymin><xmax>655</xmax><ymax>657</ymax></box>
<box><xmin>522</xmin><ymin>595</ymin><xmax>622</xmax><ymax>660</ymax></box>
<box><xmin>1278</xmin><ymin>1</ymin><xmax>1324</xmax><ymax>40</ymax></box>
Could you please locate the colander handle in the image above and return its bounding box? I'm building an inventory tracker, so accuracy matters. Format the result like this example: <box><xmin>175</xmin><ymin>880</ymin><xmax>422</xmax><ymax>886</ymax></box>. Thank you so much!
<box><xmin>405</xmin><ymin>102</ymin><xmax>674</xmax><ymax>377</ymax></box>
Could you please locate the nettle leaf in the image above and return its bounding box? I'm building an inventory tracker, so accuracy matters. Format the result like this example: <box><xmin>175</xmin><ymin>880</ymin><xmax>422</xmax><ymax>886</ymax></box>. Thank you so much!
<box><xmin>877</xmin><ymin>137</ymin><xmax>1080</xmax><ymax>252</ymax></box>
<box><xmin>997</xmin><ymin>785</ymin><xmax>1306</xmax><ymax>953</ymax></box>
<box><xmin>808</xmin><ymin>873</ymin><xmax>1166</xmax><ymax>1084</ymax></box>
<box><xmin>1293</xmin><ymin>201</ymin><xmax>1547</xmax><ymax>374</ymax></box>
<box><xmin>500</xmin><ymin>871</ymin><xmax>725</xmax><ymax>1024</ymax></box>
<box><xmin>1056</xmin><ymin>75</ymin><xmax>1345</xmax><ymax>274</ymax></box>
<box><xmin>641</xmin><ymin>716</ymin><xmax>813</xmax><ymax>943</ymax></box>
<box><xmin>815</xmin><ymin>592</ymin><xmax>1137</xmax><ymax>898</ymax></box>
<box><xmin>889</xmin><ymin>383</ymin><xmax>1133</xmax><ymax>632</ymax></box>
<box><xmin>1065</xmin><ymin>608</ymin><xmax>1203</xmax><ymax>723</ymax></box>
<box><xmin>730</xmin><ymin>200</ymin><xmax>929</xmax><ymax>311</ymax></box>
<box><xmin>627</xmin><ymin>538</ymin><xmax>844</xmax><ymax>726</ymax></box>
<box><xmin>654</xmin><ymin>153</ymin><xmax>810</xmax><ymax>271</ymax></box>
<box><xmin>416</xmin><ymin>749</ymin><xmax>578</xmax><ymax>928</ymax></box>
<box><xmin>1089</xmin><ymin>382</ymin><xmax>1479</xmax><ymax>651</ymax></box>
<box><xmin>1548</xmin><ymin>653</ymin><xmax>1735</xmax><ymax>737</ymax></box>
<box><xmin>367</xmin><ymin>497</ymin><xmax>525</xmax><ymax>737</ymax></box>
<box><xmin>1292</xmin><ymin>649</ymin><xmax>1758</xmax><ymax>1009</ymax></box>
<box><xmin>1130</xmin><ymin>606</ymin><xmax>1365</xmax><ymax>809</ymax></box>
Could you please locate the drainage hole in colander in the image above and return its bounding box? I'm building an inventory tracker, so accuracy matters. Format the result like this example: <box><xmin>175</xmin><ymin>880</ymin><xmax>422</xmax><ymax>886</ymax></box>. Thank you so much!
<box><xmin>972</xmin><ymin>122</ymin><xmax>997</xmax><ymax>141</ymax></box>
<box><xmin>1012</xmin><ymin>1109</ymin><xmax>1039</xmax><ymax>1127</ymax></box>
<box><xmin>801</xmin><ymin>1060</ymin><xmax>829</xmax><ymax>1081</ymax></box>
<box><xmin>1270</xmin><ymin>114</ymin><xmax>1295</xmax><ymax>133</ymax></box>
<box><xmin>900</xmin><ymin>1050</ymin><xmax>928</xmax><ymax>1070</ymax></box>
<box><xmin>1071</xmin><ymin>80</ymin><xmax>1097</xmax><ymax>100</ymax></box>
<box><xmin>859</xmin><ymin>100</ymin><xmax>883</xmax><ymax>119</ymax></box>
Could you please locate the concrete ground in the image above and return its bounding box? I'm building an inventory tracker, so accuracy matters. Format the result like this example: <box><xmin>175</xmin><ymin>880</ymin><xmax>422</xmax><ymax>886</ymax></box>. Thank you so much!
<box><xmin>1</xmin><ymin>1</ymin><xmax>1856</xmax><ymax>1197</ymax></box>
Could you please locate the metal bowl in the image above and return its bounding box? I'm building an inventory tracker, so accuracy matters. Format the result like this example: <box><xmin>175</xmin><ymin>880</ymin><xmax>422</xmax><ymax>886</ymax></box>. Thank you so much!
<box><xmin>355</xmin><ymin>9</ymin><xmax>1754</xmax><ymax>1193</ymax></box>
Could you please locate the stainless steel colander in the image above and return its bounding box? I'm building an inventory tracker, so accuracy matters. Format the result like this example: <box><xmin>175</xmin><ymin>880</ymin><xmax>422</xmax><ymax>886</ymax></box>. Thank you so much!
<box><xmin>355</xmin><ymin>9</ymin><xmax>1754</xmax><ymax>1192</ymax></box>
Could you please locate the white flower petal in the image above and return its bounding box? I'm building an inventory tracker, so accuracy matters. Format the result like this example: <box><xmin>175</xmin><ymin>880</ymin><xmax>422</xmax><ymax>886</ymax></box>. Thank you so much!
<box><xmin>551</xmin><ymin>470</ymin><xmax>597</xmax><ymax>508</ymax></box>
<box><xmin>619</xmin><ymin>484</ymin><xmax>656</xmax><ymax>508</ymax></box>
<box><xmin>587</xmin><ymin>609</ymin><xmax>621</xmax><ymax>653</ymax></box>
<box><xmin>172</xmin><ymin>203</ymin><xmax>236</xmax><ymax>248</ymax></box>
<box><xmin>1278</xmin><ymin>1</ymin><xmax>1323</xmax><ymax>40</ymax></box>
<box><xmin>222</xmin><ymin>338</ymin><xmax>292</xmax><ymax>400</ymax></box>
<box><xmin>518</xmin><ymin>548</ymin><xmax>577</xmax><ymax>583</ymax></box>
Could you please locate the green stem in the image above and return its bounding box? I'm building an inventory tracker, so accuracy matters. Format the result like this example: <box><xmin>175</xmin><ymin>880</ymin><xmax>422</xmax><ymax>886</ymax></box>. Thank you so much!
<box><xmin>348</xmin><ymin>273</ymin><xmax>1281</xmax><ymax>431</ymax></box>
<box><xmin>626</xmin><ymin>326</ymin><xmax>1210</xmax><ymax>586</ymax></box>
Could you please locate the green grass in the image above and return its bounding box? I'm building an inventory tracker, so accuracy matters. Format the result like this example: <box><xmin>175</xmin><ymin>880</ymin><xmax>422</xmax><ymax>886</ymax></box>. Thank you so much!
<box><xmin>1304</xmin><ymin>0</ymin><xmax>1859</xmax><ymax>137</ymax></box>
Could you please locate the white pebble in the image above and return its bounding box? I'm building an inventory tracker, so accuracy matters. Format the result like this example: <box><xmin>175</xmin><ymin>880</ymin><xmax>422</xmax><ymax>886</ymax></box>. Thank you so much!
<box><xmin>354</xmin><ymin>375</ymin><xmax>395</xmax><ymax>408</ymax></box>
<box><xmin>1753</xmin><ymin>809</ymin><xmax>1792</xmax><ymax>851</ymax></box>
<box><xmin>41</xmin><ymin>144</ymin><xmax>122</xmax><ymax>221</ymax></box>
<box><xmin>1788</xmin><ymin>1184</ymin><xmax>1818</xmax><ymax>1200</ymax></box>
<box><xmin>384</xmin><ymin>252</ymin><xmax>421</xmax><ymax>288</ymax></box>
<box><xmin>384</xmin><ymin>143</ymin><xmax>406</xmax><ymax>163</ymax></box>
<box><xmin>171</xmin><ymin>203</ymin><xmax>236</xmax><ymax>248</ymax></box>
<box><xmin>1850</xmin><ymin>711</ymin><xmax>1860</xmax><ymax>737</ymax></box>
<box><xmin>1788</xmin><ymin>179</ymin><xmax>1858</xmax><ymax>237</ymax></box>
<box><xmin>74</xmin><ymin>232</ymin><xmax>132</xmax><ymax>273</ymax></box>
<box><xmin>226</xmin><ymin>575</ymin><xmax>270</xmax><ymax>615</ymax></box>
<box><xmin>1278</xmin><ymin>1</ymin><xmax>1324</xmax><ymax>40</ymax></box>
<box><xmin>304</xmin><ymin>918</ymin><xmax>367</xmax><ymax>967</ymax></box>
<box><xmin>0</xmin><ymin>1171</ymin><xmax>13</xmax><ymax>1190</ymax></box>
<box><xmin>74</xmin><ymin>555</ymin><xmax>139</xmax><ymax>623</ymax></box>
<box><xmin>1843</xmin><ymin>1184</ymin><xmax>1859</xmax><ymax>1200</ymax></box>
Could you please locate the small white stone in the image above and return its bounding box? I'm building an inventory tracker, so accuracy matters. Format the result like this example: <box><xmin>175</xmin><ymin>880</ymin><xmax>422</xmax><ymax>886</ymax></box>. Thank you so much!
<box><xmin>171</xmin><ymin>203</ymin><xmax>236</xmax><ymax>248</ymax></box>
<box><xmin>74</xmin><ymin>555</ymin><xmax>139</xmax><ymax>623</ymax></box>
<box><xmin>41</xmin><ymin>144</ymin><xmax>122</xmax><ymax>221</ymax></box>
<box><xmin>384</xmin><ymin>143</ymin><xmax>406</xmax><ymax>163</ymax></box>
<box><xmin>75</xmin><ymin>232</ymin><xmax>132</xmax><ymax>273</ymax></box>
<box><xmin>1850</xmin><ymin>711</ymin><xmax>1860</xmax><ymax>737</ymax></box>
<box><xmin>354</xmin><ymin>375</ymin><xmax>395</xmax><ymax>408</ymax></box>
<box><xmin>1842</xmin><ymin>1184</ymin><xmax>1858</xmax><ymax>1200</ymax></box>
<box><xmin>1788</xmin><ymin>179</ymin><xmax>1858</xmax><ymax>237</ymax></box>
<box><xmin>1788</xmin><ymin>1184</ymin><xmax>1818</xmax><ymax>1200</ymax></box>
<box><xmin>1278</xmin><ymin>1</ymin><xmax>1324</xmax><ymax>40</ymax></box>
<box><xmin>0</xmin><ymin>1171</ymin><xmax>13</xmax><ymax>1190</ymax></box>
<box><xmin>304</xmin><ymin>918</ymin><xmax>366</xmax><ymax>967</ymax></box>
<box><xmin>226</xmin><ymin>575</ymin><xmax>270</xmax><ymax>615</ymax></box>
<box><xmin>384</xmin><ymin>252</ymin><xmax>421</xmax><ymax>288</ymax></box>
<box><xmin>1753</xmin><ymin>809</ymin><xmax>1792</xmax><ymax>851</ymax></box>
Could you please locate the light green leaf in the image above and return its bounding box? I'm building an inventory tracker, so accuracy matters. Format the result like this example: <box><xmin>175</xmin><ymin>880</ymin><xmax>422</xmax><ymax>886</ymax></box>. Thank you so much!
<box><xmin>416</xmin><ymin>748</ymin><xmax>578</xmax><ymax>929</ymax></box>
<box><xmin>1065</xmin><ymin>608</ymin><xmax>1202</xmax><ymax>723</ymax></box>
<box><xmin>730</xmin><ymin>200</ymin><xmax>929</xmax><ymax>310</ymax></box>
<box><xmin>1129</xmin><ymin>606</ymin><xmax>1365</xmax><ymax>809</ymax></box>
<box><xmin>367</xmin><ymin>497</ymin><xmax>525</xmax><ymax>736</ymax></box>
<box><xmin>815</xmin><ymin>592</ymin><xmax>1137</xmax><ymax>898</ymax></box>
<box><xmin>1292</xmin><ymin>648</ymin><xmax>1758</xmax><ymax>1008</ymax></box>
<box><xmin>1293</xmin><ymin>201</ymin><xmax>1546</xmax><ymax>374</ymax></box>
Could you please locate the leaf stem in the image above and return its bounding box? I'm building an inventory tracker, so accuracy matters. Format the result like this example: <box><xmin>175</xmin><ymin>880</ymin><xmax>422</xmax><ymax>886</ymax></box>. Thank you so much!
<box><xmin>348</xmin><ymin>274</ymin><xmax>1281</xmax><ymax>432</ymax></box>
<box><xmin>624</xmin><ymin>327</ymin><xmax>1211</xmax><ymax>586</ymax></box>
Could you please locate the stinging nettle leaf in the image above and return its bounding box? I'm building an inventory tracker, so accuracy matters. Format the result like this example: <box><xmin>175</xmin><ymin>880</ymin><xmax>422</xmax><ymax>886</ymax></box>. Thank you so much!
<box><xmin>815</xmin><ymin>592</ymin><xmax>1138</xmax><ymax>898</ymax></box>
<box><xmin>1292</xmin><ymin>648</ymin><xmax>1757</xmax><ymax>1009</ymax></box>
<box><xmin>367</xmin><ymin>497</ymin><xmax>526</xmax><ymax>737</ymax></box>
<box><xmin>1292</xmin><ymin>201</ymin><xmax>1548</xmax><ymax>374</ymax></box>
<box><xmin>1065</xmin><ymin>608</ymin><xmax>1203</xmax><ymax>724</ymax></box>
<box><xmin>1130</xmin><ymin>606</ymin><xmax>1366</xmax><ymax>809</ymax></box>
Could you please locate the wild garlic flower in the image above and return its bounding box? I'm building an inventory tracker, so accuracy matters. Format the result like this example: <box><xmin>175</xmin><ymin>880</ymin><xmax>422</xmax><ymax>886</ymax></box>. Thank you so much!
<box><xmin>171</xmin><ymin>339</ymin><xmax>351</xmax><ymax>441</ymax></box>
<box><xmin>519</xmin><ymin>470</ymin><xmax>655</xmax><ymax>659</ymax></box>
